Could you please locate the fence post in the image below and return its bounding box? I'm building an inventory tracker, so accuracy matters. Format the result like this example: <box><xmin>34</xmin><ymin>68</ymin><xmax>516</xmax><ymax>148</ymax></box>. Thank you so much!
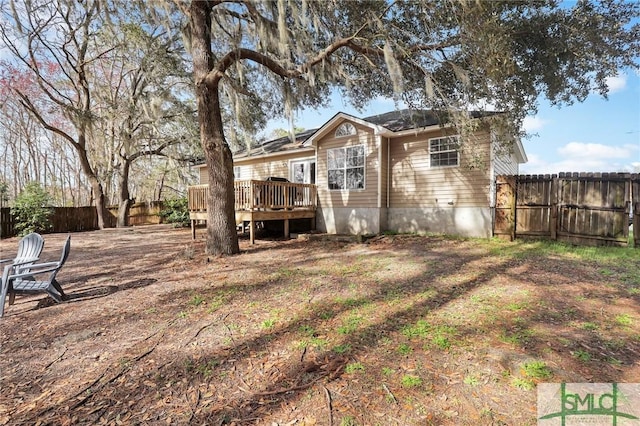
<box><xmin>494</xmin><ymin>175</ymin><xmax>517</xmax><ymax>241</ymax></box>
<box><xmin>550</xmin><ymin>175</ymin><xmax>559</xmax><ymax>241</ymax></box>
<box><xmin>633</xmin><ymin>174</ymin><xmax>639</xmax><ymax>248</ymax></box>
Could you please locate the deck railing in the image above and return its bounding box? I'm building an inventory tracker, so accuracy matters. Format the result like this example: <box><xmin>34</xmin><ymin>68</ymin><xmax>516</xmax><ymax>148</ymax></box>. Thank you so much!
<box><xmin>188</xmin><ymin>180</ymin><xmax>317</xmax><ymax>212</ymax></box>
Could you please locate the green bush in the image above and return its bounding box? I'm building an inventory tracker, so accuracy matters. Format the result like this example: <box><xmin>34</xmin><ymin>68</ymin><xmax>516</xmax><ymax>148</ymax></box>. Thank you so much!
<box><xmin>159</xmin><ymin>197</ymin><xmax>190</xmax><ymax>227</ymax></box>
<box><xmin>11</xmin><ymin>182</ymin><xmax>53</xmax><ymax>236</ymax></box>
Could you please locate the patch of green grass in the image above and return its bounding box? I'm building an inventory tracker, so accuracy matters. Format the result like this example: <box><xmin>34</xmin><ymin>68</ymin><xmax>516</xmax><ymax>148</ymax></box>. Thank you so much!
<box><xmin>513</xmin><ymin>316</ymin><xmax>526</xmax><ymax>326</ymax></box>
<box><xmin>608</xmin><ymin>357</ymin><xmax>623</xmax><ymax>366</ymax></box>
<box><xmin>431</xmin><ymin>334</ymin><xmax>451</xmax><ymax>350</ymax></box>
<box><xmin>337</xmin><ymin>264</ymin><xmax>363</xmax><ymax>276</ymax></box>
<box><xmin>401</xmin><ymin>375</ymin><xmax>423</xmax><ymax>388</ymax></box>
<box><xmin>573</xmin><ymin>349</ymin><xmax>592</xmax><ymax>362</ymax></box>
<box><xmin>297</xmin><ymin>336</ymin><xmax>328</xmax><ymax>350</ymax></box>
<box><xmin>401</xmin><ymin>320</ymin><xmax>431</xmax><ymax>339</ymax></box>
<box><xmin>521</xmin><ymin>361</ymin><xmax>552</xmax><ymax>380</ymax></box>
<box><xmin>177</xmin><ymin>311</ymin><xmax>188</xmax><ymax>319</ymax></box>
<box><xmin>463</xmin><ymin>374</ymin><xmax>480</xmax><ymax>386</ymax></box>
<box><xmin>599</xmin><ymin>268</ymin><xmax>615</xmax><ymax>277</ymax></box>
<box><xmin>615</xmin><ymin>314</ymin><xmax>633</xmax><ymax>327</ymax></box>
<box><xmin>470</xmin><ymin>294</ymin><xmax>484</xmax><ymax>303</ymax></box>
<box><xmin>512</xmin><ymin>377</ymin><xmax>535</xmax><ymax>391</ymax></box>
<box><xmin>207</xmin><ymin>289</ymin><xmax>237</xmax><ymax>314</ymax></box>
<box><xmin>340</xmin><ymin>416</ymin><xmax>357</xmax><ymax>426</ymax></box>
<box><xmin>431</xmin><ymin>325</ymin><xmax>457</xmax><ymax>350</ymax></box>
<box><xmin>336</xmin><ymin>297</ymin><xmax>365</xmax><ymax>308</ymax></box>
<box><xmin>506</xmin><ymin>301</ymin><xmax>529</xmax><ymax>311</ymax></box>
<box><xmin>500</xmin><ymin>328</ymin><xmax>534</xmax><ymax>346</ymax></box>
<box><xmin>345</xmin><ymin>362</ymin><xmax>365</xmax><ymax>374</ymax></box>
<box><xmin>333</xmin><ymin>344</ymin><xmax>352</xmax><ymax>354</ymax></box>
<box><xmin>299</xmin><ymin>324</ymin><xmax>316</xmax><ymax>336</ymax></box>
<box><xmin>189</xmin><ymin>294</ymin><xmax>205</xmax><ymax>306</ymax></box>
<box><xmin>195</xmin><ymin>359</ymin><xmax>219</xmax><ymax>378</ymax></box>
<box><xmin>261</xmin><ymin>319</ymin><xmax>276</xmax><ymax>329</ymax></box>
<box><xmin>316</xmin><ymin>308</ymin><xmax>336</xmax><ymax>320</ymax></box>
<box><xmin>270</xmin><ymin>267</ymin><xmax>301</xmax><ymax>281</ymax></box>
<box><xmin>337</xmin><ymin>314</ymin><xmax>363</xmax><ymax>334</ymax></box>
<box><xmin>581</xmin><ymin>322</ymin><xmax>599</xmax><ymax>331</ymax></box>
<box><xmin>381</xmin><ymin>367</ymin><xmax>395</xmax><ymax>376</ymax></box>
<box><xmin>397</xmin><ymin>343</ymin><xmax>413</xmax><ymax>355</ymax></box>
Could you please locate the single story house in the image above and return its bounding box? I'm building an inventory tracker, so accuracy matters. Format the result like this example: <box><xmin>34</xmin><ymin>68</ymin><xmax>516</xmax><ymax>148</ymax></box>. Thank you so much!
<box><xmin>194</xmin><ymin>109</ymin><xmax>527</xmax><ymax>238</ymax></box>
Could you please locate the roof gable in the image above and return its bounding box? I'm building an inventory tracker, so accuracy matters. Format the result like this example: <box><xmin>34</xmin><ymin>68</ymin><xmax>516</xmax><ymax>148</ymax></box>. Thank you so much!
<box><xmin>302</xmin><ymin>112</ymin><xmax>388</xmax><ymax>146</ymax></box>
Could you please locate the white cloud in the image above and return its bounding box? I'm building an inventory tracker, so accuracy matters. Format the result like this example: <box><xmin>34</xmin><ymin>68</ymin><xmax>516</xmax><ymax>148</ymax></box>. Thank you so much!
<box><xmin>522</xmin><ymin>116</ymin><xmax>547</xmax><ymax>133</ymax></box>
<box><xmin>520</xmin><ymin>142</ymin><xmax>639</xmax><ymax>174</ymax></box>
<box><xmin>605</xmin><ymin>74</ymin><xmax>627</xmax><ymax>93</ymax></box>
<box><xmin>557</xmin><ymin>142</ymin><xmax>632</xmax><ymax>159</ymax></box>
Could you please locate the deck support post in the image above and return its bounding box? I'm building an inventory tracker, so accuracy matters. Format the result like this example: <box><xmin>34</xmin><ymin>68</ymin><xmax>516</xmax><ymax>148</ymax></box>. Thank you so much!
<box><xmin>191</xmin><ymin>220</ymin><xmax>196</xmax><ymax>240</ymax></box>
<box><xmin>284</xmin><ymin>218</ymin><xmax>289</xmax><ymax>239</ymax></box>
<box><xmin>250</xmin><ymin>219</ymin><xmax>255</xmax><ymax>244</ymax></box>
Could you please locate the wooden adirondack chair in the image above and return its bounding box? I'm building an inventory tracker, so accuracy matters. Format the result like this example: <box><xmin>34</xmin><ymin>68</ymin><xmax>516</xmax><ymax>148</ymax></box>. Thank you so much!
<box><xmin>0</xmin><ymin>235</ymin><xmax>70</xmax><ymax>317</ymax></box>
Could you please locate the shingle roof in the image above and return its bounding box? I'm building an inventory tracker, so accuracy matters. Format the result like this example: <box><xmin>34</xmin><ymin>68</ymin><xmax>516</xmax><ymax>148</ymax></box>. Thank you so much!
<box><xmin>233</xmin><ymin>109</ymin><xmax>499</xmax><ymax>159</ymax></box>
<box><xmin>363</xmin><ymin>109</ymin><xmax>498</xmax><ymax>132</ymax></box>
<box><xmin>233</xmin><ymin>128</ymin><xmax>318</xmax><ymax>158</ymax></box>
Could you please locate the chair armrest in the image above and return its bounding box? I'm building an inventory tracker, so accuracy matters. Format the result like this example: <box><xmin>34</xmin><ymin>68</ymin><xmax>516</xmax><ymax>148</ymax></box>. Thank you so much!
<box><xmin>7</xmin><ymin>262</ymin><xmax>61</xmax><ymax>279</ymax></box>
<box><xmin>0</xmin><ymin>258</ymin><xmax>13</xmax><ymax>264</ymax></box>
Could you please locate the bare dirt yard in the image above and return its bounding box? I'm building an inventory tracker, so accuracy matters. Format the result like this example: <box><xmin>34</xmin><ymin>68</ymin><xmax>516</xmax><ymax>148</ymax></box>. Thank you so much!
<box><xmin>0</xmin><ymin>224</ymin><xmax>639</xmax><ymax>425</ymax></box>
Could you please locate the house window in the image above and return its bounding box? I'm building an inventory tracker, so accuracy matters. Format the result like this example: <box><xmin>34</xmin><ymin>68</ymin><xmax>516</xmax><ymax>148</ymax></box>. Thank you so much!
<box><xmin>430</xmin><ymin>136</ymin><xmax>460</xmax><ymax>167</ymax></box>
<box><xmin>233</xmin><ymin>166</ymin><xmax>241</xmax><ymax>179</ymax></box>
<box><xmin>327</xmin><ymin>145</ymin><xmax>365</xmax><ymax>190</ymax></box>
<box><xmin>290</xmin><ymin>159</ymin><xmax>316</xmax><ymax>184</ymax></box>
<box><xmin>335</xmin><ymin>122</ymin><xmax>357</xmax><ymax>138</ymax></box>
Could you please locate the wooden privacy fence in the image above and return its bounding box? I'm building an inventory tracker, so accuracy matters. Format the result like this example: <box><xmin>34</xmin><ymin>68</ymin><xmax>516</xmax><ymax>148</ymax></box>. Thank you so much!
<box><xmin>105</xmin><ymin>202</ymin><xmax>165</xmax><ymax>227</ymax></box>
<box><xmin>0</xmin><ymin>206</ymin><xmax>98</xmax><ymax>238</ymax></box>
<box><xmin>1</xmin><ymin>201</ymin><xmax>166</xmax><ymax>238</ymax></box>
<box><xmin>495</xmin><ymin>173</ymin><xmax>638</xmax><ymax>247</ymax></box>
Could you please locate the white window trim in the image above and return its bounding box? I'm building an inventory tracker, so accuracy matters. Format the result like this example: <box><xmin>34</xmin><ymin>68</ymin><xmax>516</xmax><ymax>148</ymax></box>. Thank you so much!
<box><xmin>233</xmin><ymin>166</ymin><xmax>242</xmax><ymax>179</ymax></box>
<box><xmin>335</xmin><ymin>122</ymin><xmax>357</xmax><ymax>138</ymax></box>
<box><xmin>327</xmin><ymin>144</ymin><xmax>366</xmax><ymax>191</ymax></box>
<box><xmin>429</xmin><ymin>135</ymin><xmax>460</xmax><ymax>168</ymax></box>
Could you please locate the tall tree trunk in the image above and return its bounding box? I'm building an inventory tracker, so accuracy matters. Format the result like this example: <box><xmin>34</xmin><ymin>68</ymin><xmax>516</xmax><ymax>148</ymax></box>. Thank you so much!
<box><xmin>76</xmin><ymin>138</ymin><xmax>108</xmax><ymax>229</ymax></box>
<box><xmin>116</xmin><ymin>158</ymin><xmax>132</xmax><ymax>227</ymax></box>
<box><xmin>190</xmin><ymin>1</ymin><xmax>239</xmax><ymax>255</ymax></box>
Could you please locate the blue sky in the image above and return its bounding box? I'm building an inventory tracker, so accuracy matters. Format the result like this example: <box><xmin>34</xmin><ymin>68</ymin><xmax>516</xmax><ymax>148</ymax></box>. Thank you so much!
<box><xmin>264</xmin><ymin>71</ymin><xmax>640</xmax><ymax>175</ymax></box>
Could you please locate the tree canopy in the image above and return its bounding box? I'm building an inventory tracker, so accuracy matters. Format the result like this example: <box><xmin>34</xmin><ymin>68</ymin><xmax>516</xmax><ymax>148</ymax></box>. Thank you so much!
<box><xmin>0</xmin><ymin>0</ymin><xmax>200</xmax><ymax>226</ymax></box>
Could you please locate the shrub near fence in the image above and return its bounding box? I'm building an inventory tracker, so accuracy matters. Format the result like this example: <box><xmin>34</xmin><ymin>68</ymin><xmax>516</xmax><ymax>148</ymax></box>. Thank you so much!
<box><xmin>0</xmin><ymin>201</ymin><xmax>165</xmax><ymax>238</ymax></box>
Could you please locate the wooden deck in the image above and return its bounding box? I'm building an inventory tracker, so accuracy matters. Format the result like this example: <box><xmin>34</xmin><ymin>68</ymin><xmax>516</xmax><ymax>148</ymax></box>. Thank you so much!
<box><xmin>188</xmin><ymin>180</ymin><xmax>317</xmax><ymax>243</ymax></box>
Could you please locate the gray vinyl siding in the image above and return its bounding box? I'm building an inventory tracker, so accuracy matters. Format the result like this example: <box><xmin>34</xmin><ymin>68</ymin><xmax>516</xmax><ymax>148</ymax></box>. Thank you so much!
<box><xmin>492</xmin><ymin>149</ymin><xmax>519</xmax><ymax>175</ymax></box>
